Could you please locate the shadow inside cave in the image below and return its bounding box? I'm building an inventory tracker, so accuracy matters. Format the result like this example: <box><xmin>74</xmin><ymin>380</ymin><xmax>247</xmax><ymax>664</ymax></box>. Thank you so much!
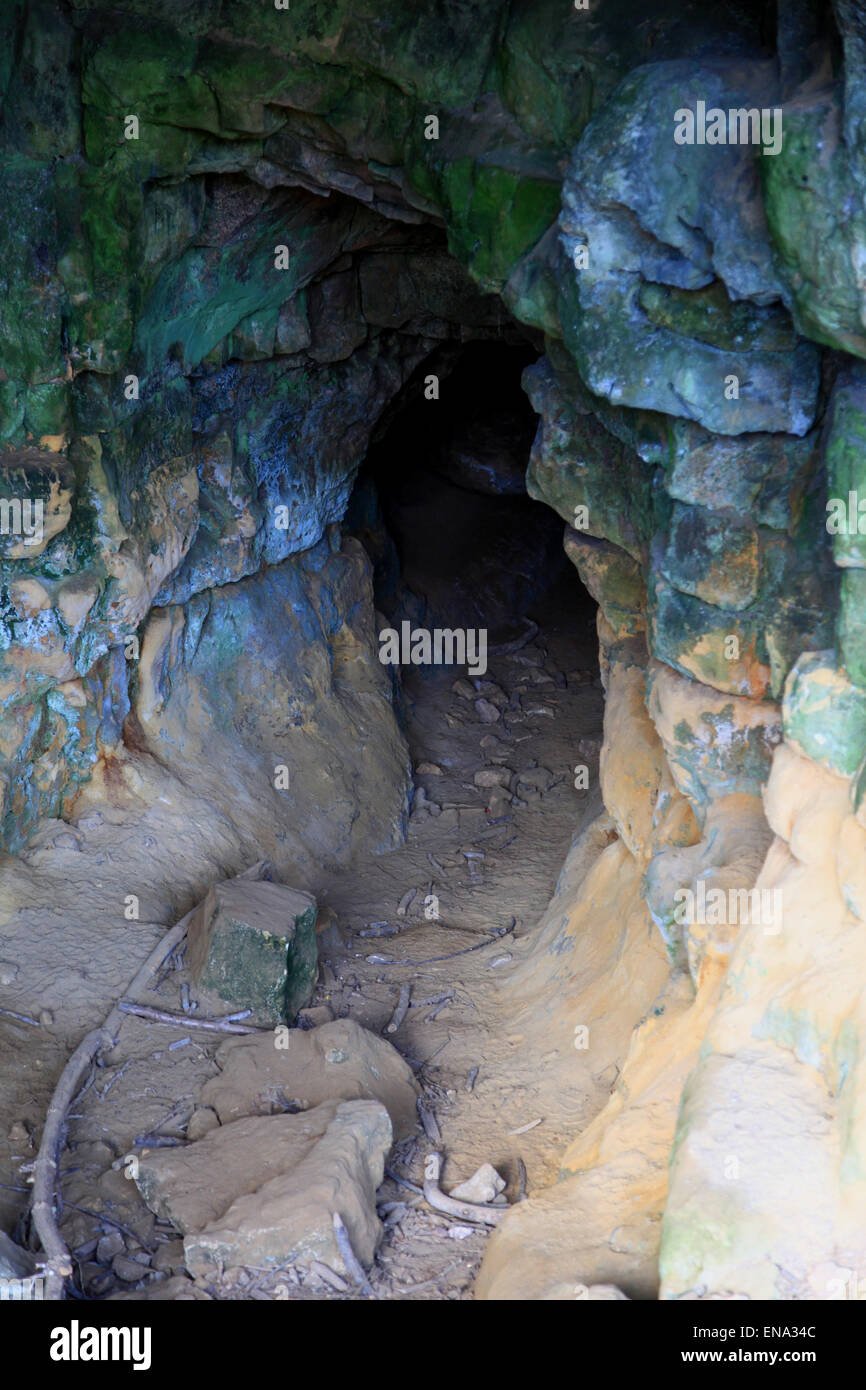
<box><xmin>346</xmin><ymin>339</ymin><xmax>598</xmax><ymax>652</ymax></box>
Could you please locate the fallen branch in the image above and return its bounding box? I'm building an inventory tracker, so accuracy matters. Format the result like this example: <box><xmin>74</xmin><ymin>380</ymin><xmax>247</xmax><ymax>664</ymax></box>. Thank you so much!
<box><xmin>309</xmin><ymin>1259</ymin><xmax>349</xmax><ymax>1293</ymax></box>
<box><xmin>508</xmin><ymin>1116</ymin><xmax>543</xmax><ymax>1136</ymax></box>
<box><xmin>0</xmin><ymin>1006</ymin><xmax>40</xmax><ymax>1026</ymax></box>
<box><xmin>62</xmin><ymin>1202</ymin><xmax>150</xmax><ymax>1252</ymax></box>
<box><xmin>517</xmin><ymin>1158</ymin><xmax>528</xmax><ymax>1202</ymax></box>
<box><xmin>131</xmin><ymin>1133</ymin><xmax>186</xmax><ymax>1150</ymax></box>
<box><xmin>422</xmin><ymin>1153</ymin><xmax>507</xmax><ymax>1227</ymax></box>
<box><xmin>117</xmin><ymin>1002</ymin><xmax>262</xmax><ymax>1034</ymax></box>
<box><xmin>424</xmin><ymin>998</ymin><xmax>453</xmax><ymax>1022</ymax></box>
<box><xmin>380</xmin><ymin>920</ymin><xmax>515</xmax><ymax>966</ymax></box>
<box><xmin>417</xmin><ymin>1099</ymin><xmax>442</xmax><ymax>1145</ymax></box>
<box><xmin>384</xmin><ymin>1168</ymin><xmax>423</xmax><ymax>1195</ymax></box>
<box><xmin>411</xmin><ymin>991</ymin><xmax>454</xmax><ymax>1009</ymax></box>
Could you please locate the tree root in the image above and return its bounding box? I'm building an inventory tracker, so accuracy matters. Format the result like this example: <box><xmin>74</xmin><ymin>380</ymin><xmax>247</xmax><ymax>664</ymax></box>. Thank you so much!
<box><xmin>28</xmin><ymin>859</ymin><xmax>272</xmax><ymax>1299</ymax></box>
<box><xmin>422</xmin><ymin>1153</ymin><xmax>508</xmax><ymax>1227</ymax></box>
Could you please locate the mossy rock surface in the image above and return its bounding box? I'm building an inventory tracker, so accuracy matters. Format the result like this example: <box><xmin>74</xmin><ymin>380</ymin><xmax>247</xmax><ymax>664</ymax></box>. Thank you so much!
<box><xmin>783</xmin><ymin>651</ymin><xmax>866</xmax><ymax>780</ymax></box>
<box><xmin>187</xmin><ymin>878</ymin><xmax>319</xmax><ymax>1026</ymax></box>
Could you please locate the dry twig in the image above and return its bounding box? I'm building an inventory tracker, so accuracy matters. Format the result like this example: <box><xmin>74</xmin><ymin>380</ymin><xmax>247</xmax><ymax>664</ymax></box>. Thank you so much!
<box><xmin>385</xmin><ymin>983</ymin><xmax>411</xmax><ymax>1035</ymax></box>
<box><xmin>331</xmin><ymin>1212</ymin><xmax>374</xmax><ymax>1298</ymax></box>
<box><xmin>381</xmin><ymin>920</ymin><xmax>514</xmax><ymax>967</ymax></box>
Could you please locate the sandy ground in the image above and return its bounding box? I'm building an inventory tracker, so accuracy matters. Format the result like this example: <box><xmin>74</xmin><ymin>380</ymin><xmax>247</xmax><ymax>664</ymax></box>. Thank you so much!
<box><xmin>0</xmin><ymin>576</ymin><xmax>604</xmax><ymax>1300</ymax></box>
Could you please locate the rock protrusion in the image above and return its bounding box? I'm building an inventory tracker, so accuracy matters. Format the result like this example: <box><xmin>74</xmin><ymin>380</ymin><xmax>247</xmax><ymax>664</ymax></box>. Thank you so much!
<box><xmin>186</xmin><ymin>878</ymin><xmax>318</xmax><ymax>1026</ymax></box>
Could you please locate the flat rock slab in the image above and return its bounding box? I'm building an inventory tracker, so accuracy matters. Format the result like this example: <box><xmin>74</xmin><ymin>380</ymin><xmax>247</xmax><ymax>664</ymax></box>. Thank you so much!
<box><xmin>200</xmin><ymin>1016</ymin><xmax>419</xmax><ymax>1139</ymax></box>
<box><xmin>187</xmin><ymin>879</ymin><xmax>318</xmax><ymax>1025</ymax></box>
<box><xmin>133</xmin><ymin>1104</ymin><xmax>342</xmax><ymax>1235</ymax></box>
<box><xmin>184</xmin><ymin>1100</ymin><xmax>392</xmax><ymax>1279</ymax></box>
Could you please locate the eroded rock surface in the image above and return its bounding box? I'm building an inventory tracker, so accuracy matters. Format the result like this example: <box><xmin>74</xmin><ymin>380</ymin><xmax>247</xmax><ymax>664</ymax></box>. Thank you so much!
<box><xmin>200</xmin><ymin>1018</ymin><xmax>419</xmax><ymax>1140</ymax></box>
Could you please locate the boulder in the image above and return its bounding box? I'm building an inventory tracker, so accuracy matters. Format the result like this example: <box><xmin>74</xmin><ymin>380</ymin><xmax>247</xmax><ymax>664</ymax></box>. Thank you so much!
<box><xmin>184</xmin><ymin>1100</ymin><xmax>392</xmax><ymax>1278</ymax></box>
<box><xmin>186</xmin><ymin>878</ymin><xmax>318</xmax><ymax>1026</ymax></box>
<box><xmin>134</xmin><ymin>1105</ymin><xmax>342</xmax><ymax>1235</ymax></box>
<box><xmin>200</xmin><ymin>1017</ymin><xmax>419</xmax><ymax>1140</ymax></box>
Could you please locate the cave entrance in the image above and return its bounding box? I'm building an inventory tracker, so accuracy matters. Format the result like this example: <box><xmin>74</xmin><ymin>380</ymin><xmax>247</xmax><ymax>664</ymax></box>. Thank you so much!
<box><xmin>307</xmin><ymin>339</ymin><xmax>607</xmax><ymax>1297</ymax></box>
<box><xmin>346</xmin><ymin>339</ymin><xmax>599</xmax><ymax>674</ymax></box>
<box><xmin>327</xmin><ymin>332</ymin><xmax>603</xmax><ymax>928</ymax></box>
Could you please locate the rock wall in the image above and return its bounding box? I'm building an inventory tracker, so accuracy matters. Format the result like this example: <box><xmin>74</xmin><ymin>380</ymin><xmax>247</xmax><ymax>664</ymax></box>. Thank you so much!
<box><xmin>3</xmin><ymin>0</ymin><xmax>866</xmax><ymax>1299</ymax></box>
<box><xmin>482</xmin><ymin>2</ymin><xmax>866</xmax><ymax>1300</ymax></box>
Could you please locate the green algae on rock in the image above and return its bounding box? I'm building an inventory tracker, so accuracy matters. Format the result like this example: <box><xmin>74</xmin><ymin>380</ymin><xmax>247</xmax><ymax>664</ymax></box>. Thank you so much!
<box><xmin>783</xmin><ymin>650</ymin><xmax>866</xmax><ymax>780</ymax></box>
<box><xmin>187</xmin><ymin>878</ymin><xmax>319</xmax><ymax>1026</ymax></box>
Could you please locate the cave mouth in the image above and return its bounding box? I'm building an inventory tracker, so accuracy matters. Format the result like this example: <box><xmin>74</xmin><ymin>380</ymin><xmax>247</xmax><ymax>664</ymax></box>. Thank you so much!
<box><xmin>6</xmin><ymin>0</ymin><xmax>865</xmax><ymax>1318</ymax></box>
<box><xmin>0</xmin><ymin>161</ymin><xmax>611</xmax><ymax>1301</ymax></box>
<box><xmin>346</xmin><ymin>339</ymin><xmax>599</xmax><ymax>656</ymax></box>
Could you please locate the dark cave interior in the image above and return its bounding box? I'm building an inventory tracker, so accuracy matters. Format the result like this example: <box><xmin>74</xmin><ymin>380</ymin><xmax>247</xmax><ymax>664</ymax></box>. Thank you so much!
<box><xmin>346</xmin><ymin>341</ymin><xmax>594</xmax><ymax>645</ymax></box>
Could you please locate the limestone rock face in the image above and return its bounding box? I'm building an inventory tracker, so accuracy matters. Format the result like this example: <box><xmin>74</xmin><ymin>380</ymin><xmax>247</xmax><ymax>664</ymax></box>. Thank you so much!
<box><xmin>66</xmin><ymin>535</ymin><xmax>411</xmax><ymax>883</ymax></box>
<box><xmin>824</xmin><ymin>365</ymin><xmax>866</xmax><ymax>695</ymax></box>
<box><xmin>822</xmin><ymin>363</ymin><xmax>866</xmax><ymax>572</ymax></box>
<box><xmin>763</xmin><ymin>5</ymin><xmax>866</xmax><ymax>357</ymax></box>
<box><xmin>783</xmin><ymin>651</ymin><xmax>866</xmax><ymax>780</ymax></box>
<box><xmin>645</xmin><ymin>793</ymin><xmax>774</xmax><ymax>979</ymax></box>
<box><xmin>477</xmin><ymin>966</ymin><xmax>719</xmax><ymax>1301</ymax></box>
<box><xmin>526</xmin><ymin>343</ymin><xmax>835</xmax><ymax>709</ymax></box>
<box><xmin>0</xmin><ymin>450</ymin><xmax>74</xmax><ymax>560</ymax></box>
<box><xmin>525</xmin><ymin>346</ymin><xmax>651</xmax><ymax>563</ymax></box>
<box><xmin>646</xmin><ymin>660</ymin><xmax>782</xmax><ymax>819</ymax></box>
<box><xmin>598</xmin><ymin>659</ymin><xmax>669</xmax><ymax>861</ymax></box>
<box><xmin>557</xmin><ymin>60</ymin><xmax>819</xmax><ymax>436</ymax></box>
<box><xmin>0</xmin><ymin>0</ymin><xmax>841</xmax><ymax>858</ymax></box>
<box><xmin>564</xmin><ymin>530</ymin><xmax>646</xmax><ymax>642</ymax></box>
<box><xmin>659</xmin><ymin>744</ymin><xmax>866</xmax><ymax>1299</ymax></box>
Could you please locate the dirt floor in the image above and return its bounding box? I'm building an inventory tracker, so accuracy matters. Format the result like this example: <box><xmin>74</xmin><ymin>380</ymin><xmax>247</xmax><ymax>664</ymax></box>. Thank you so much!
<box><xmin>0</xmin><ymin>573</ymin><xmax>605</xmax><ymax>1300</ymax></box>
